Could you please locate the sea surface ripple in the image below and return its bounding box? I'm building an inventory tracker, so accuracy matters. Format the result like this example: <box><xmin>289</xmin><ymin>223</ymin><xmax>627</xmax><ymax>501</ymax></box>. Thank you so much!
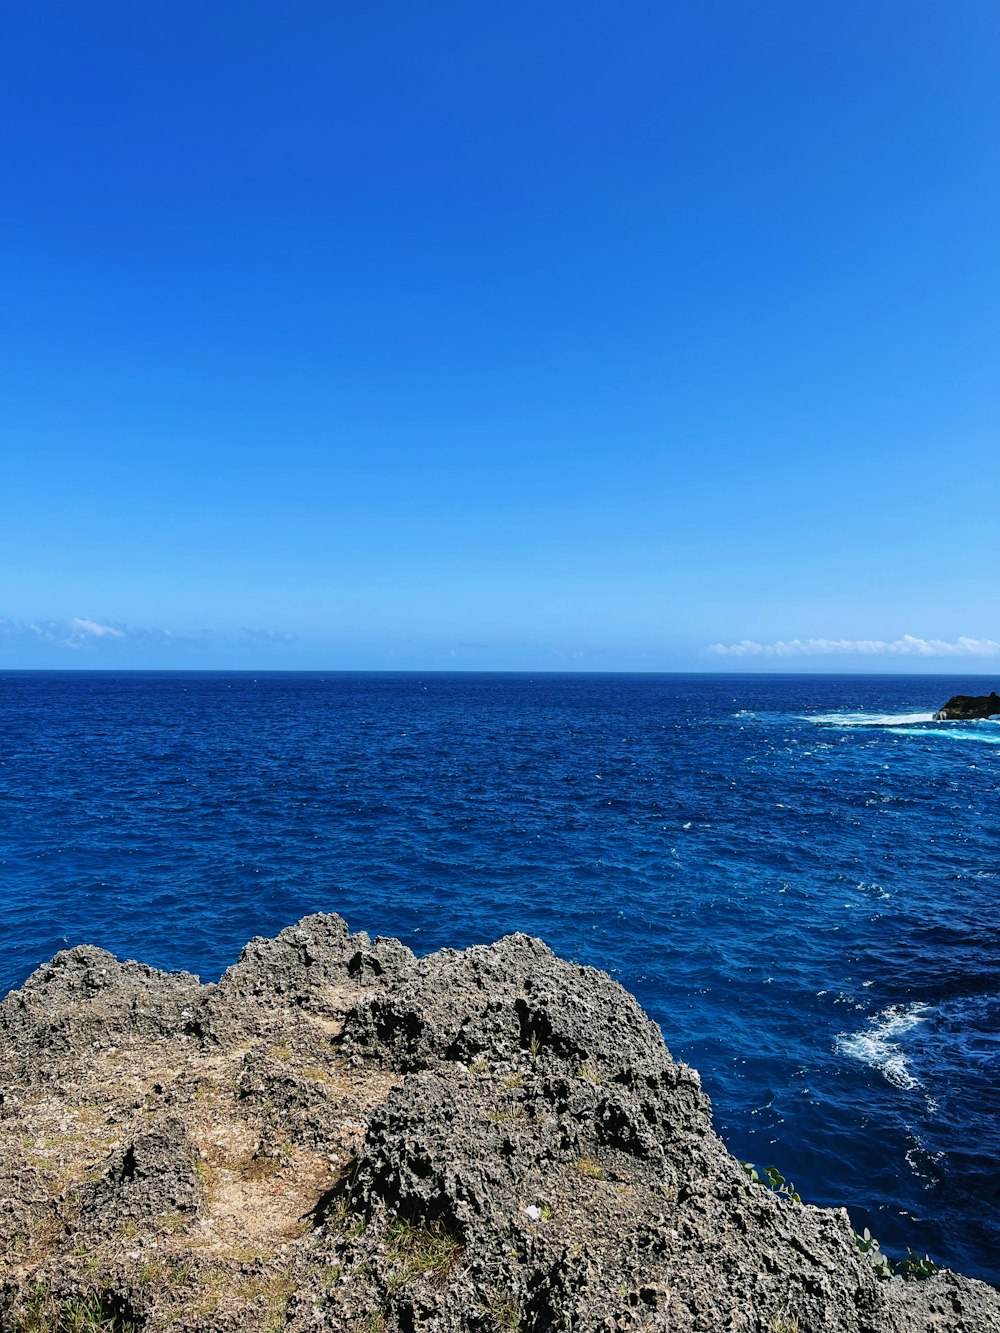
<box><xmin>1</xmin><ymin>671</ymin><xmax>997</xmax><ymax>1281</ymax></box>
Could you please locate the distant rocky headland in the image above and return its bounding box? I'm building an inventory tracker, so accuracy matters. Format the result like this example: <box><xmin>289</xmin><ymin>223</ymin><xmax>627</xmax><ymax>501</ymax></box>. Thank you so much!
<box><xmin>2</xmin><ymin>914</ymin><xmax>998</xmax><ymax>1332</ymax></box>
<box><xmin>933</xmin><ymin>691</ymin><xmax>1000</xmax><ymax>721</ymax></box>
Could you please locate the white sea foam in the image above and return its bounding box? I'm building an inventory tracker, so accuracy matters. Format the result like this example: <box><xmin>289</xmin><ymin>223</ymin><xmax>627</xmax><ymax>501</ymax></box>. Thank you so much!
<box><xmin>807</xmin><ymin>710</ymin><xmax>1000</xmax><ymax>742</ymax></box>
<box><xmin>806</xmin><ymin>711</ymin><xmax>936</xmax><ymax>728</ymax></box>
<box><xmin>893</xmin><ymin>726</ymin><xmax>1000</xmax><ymax>745</ymax></box>
<box><xmin>835</xmin><ymin>1002</ymin><xmax>931</xmax><ymax>1090</ymax></box>
<box><xmin>905</xmin><ymin>1140</ymin><xmax>945</xmax><ymax>1187</ymax></box>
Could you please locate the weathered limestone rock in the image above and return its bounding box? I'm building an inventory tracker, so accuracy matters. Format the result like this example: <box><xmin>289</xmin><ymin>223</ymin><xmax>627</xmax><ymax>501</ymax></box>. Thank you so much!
<box><xmin>1</xmin><ymin>914</ymin><xmax>997</xmax><ymax>1332</ymax></box>
<box><xmin>79</xmin><ymin>1119</ymin><xmax>203</xmax><ymax>1231</ymax></box>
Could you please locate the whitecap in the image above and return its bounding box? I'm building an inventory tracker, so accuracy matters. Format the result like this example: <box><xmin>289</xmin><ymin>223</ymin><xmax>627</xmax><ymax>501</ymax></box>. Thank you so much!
<box><xmin>855</xmin><ymin>881</ymin><xmax>891</xmax><ymax>900</ymax></box>
<box><xmin>834</xmin><ymin>1002</ymin><xmax>931</xmax><ymax>1090</ymax></box>
<box><xmin>805</xmin><ymin>711</ymin><xmax>936</xmax><ymax>728</ymax></box>
<box><xmin>893</xmin><ymin>727</ymin><xmax>1000</xmax><ymax>745</ymax></box>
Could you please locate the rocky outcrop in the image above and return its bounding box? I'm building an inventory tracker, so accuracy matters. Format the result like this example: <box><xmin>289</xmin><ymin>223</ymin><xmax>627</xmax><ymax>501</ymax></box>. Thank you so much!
<box><xmin>933</xmin><ymin>690</ymin><xmax>1000</xmax><ymax>721</ymax></box>
<box><xmin>1</xmin><ymin>914</ymin><xmax>997</xmax><ymax>1333</ymax></box>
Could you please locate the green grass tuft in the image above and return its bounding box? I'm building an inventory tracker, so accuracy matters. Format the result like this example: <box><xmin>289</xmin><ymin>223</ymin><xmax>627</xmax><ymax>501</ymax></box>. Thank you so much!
<box><xmin>10</xmin><ymin>1284</ymin><xmax>135</xmax><ymax>1333</ymax></box>
<box><xmin>385</xmin><ymin>1219</ymin><xmax>462</xmax><ymax>1284</ymax></box>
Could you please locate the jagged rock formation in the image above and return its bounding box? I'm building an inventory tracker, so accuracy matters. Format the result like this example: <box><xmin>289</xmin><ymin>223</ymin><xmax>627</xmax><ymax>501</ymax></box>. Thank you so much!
<box><xmin>1</xmin><ymin>914</ymin><xmax>998</xmax><ymax>1332</ymax></box>
<box><xmin>933</xmin><ymin>690</ymin><xmax>1000</xmax><ymax>721</ymax></box>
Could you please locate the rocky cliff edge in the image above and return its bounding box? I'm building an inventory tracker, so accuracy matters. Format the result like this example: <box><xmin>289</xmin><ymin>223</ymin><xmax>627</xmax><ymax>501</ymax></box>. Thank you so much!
<box><xmin>1</xmin><ymin>914</ymin><xmax>997</xmax><ymax>1333</ymax></box>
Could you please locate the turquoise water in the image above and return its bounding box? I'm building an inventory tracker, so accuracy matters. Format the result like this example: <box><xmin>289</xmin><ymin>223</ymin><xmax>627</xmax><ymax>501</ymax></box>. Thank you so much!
<box><xmin>1</xmin><ymin>670</ymin><xmax>997</xmax><ymax>1281</ymax></box>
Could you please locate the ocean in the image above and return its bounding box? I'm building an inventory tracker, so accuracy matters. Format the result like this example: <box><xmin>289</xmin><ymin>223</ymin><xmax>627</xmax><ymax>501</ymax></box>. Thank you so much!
<box><xmin>1</xmin><ymin>670</ymin><xmax>997</xmax><ymax>1282</ymax></box>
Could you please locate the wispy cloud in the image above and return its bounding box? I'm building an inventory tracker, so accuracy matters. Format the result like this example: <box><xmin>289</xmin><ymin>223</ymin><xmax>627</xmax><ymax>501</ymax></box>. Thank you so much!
<box><xmin>236</xmin><ymin>627</ymin><xmax>297</xmax><ymax>647</ymax></box>
<box><xmin>706</xmin><ymin>634</ymin><xmax>1000</xmax><ymax>658</ymax></box>
<box><xmin>3</xmin><ymin>617</ymin><xmax>137</xmax><ymax>650</ymax></box>
<box><xmin>65</xmin><ymin>617</ymin><xmax>127</xmax><ymax>643</ymax></box>
<box><xmin>0</xmin><ymin>617</ymin><xmax>297</xmax><ymax>653</ymax></box>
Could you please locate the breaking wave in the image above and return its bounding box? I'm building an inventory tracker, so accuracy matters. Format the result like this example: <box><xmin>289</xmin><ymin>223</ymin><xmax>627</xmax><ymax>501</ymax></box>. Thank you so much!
<box><xmin>835</xmin><ymin>1003</ymin><xmax>932</xmax><ymax>1090</ymax></box>
<box><xmin>806</xmin><ymin>711</ymin><xmax>936</xmax><ymax>728</ymax></box>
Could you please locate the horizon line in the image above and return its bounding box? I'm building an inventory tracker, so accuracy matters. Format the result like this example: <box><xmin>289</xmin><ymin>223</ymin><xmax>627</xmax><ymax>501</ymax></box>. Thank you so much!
<box><xmin>2</xmin><ymin>666</ymin><xmax>998</xmax><ymax>678</ymax></box>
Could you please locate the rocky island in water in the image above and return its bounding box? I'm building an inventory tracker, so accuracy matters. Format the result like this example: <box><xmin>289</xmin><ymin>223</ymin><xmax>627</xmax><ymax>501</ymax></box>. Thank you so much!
<box><xmin>933</xmin><ymin>691</ymin><xmax>1000</xmax><ymax>721</ymax></box>
<box><xmin>2</xmin><ymin>914</ymin><xmax>998</xmax><ymax>1332</ymax></box>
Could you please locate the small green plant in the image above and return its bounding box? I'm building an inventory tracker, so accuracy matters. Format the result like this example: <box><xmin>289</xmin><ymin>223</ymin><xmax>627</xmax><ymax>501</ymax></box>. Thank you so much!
<box><xmin>539</xmin><ymin>1203</ymin><xmax>554</xmax><ymax>1221</ymax></box>
<box><xmin>896</xmin><ymin>1249</ymin><xmax>940</xmax><ymax>1281</ymax></box>
<box><xmin>353</xmin><ymin>1314</ymin><xmax>387</xmax><ymax>1333</ymax></box>
<box><xmin>166</xmin><ymin>1260</ymin><xmax>193</xmax><ymax>1290</ymax></box>
<box><xmin>478</xmin><ymin>1286</ymin><xmax>521</xmax><ymax>1331</ymax></box>
<box><xmin>853</xmin><ymin>1227</ymin><xmax>892</xmax><ymax>1280</ymax></box>
<box><xmin>237</xmin><ymin>1275</ymin><xmax>295</xmax><ymax>1333</ymax></box>
<box><xmin>528</xmin><ymin>1032</ymin><xmax>541</xmax><ymax>1062</ymax></box>
<box><xmin>487</xmin><ymin>1104</ymin><xmax>525</xmax><ymax>1124</ymax></box>
<box><xmin>740</xmin><ymin>1161</ymin><xmax>801</xmax><ymax>1205</ymax></box>
<box><xmin>468</xmin><ymin>1056</ymin><xmax>491</xmax><ymax>1077</ymax></box>
<box><xmin>307</xmin><ymin>1259</ymin><xmax>343</xmax><ymax>1291</ymax></box>
<box><xmin>385</xmin><ymin>1219</ymin><xmax>462</xmax><ymax>1284</ymax></box>
<box><xmin>502</xmin><ymin>1072</ymin><xmax>524</xmax><ymax>1090</ymax></box>
<box><xmin>302</xmin><ymin>1062</ymin><xmax>332</xmax><ymax>1083</ymax></box>
<box><xmin>194</xmin><ymin>1158</ymin><xmax>215</xmax><ymax>1189</ymax></box>
<box><xmin>138</xmin><ymin>1260</ymin><xmax>167</xmax><ymax>1287</ymax></box>
<box><xmin>770</xmin><ymin>1315</ymin><xmax>799</xmax><ymax>1333</ymax></box>
<box><xmin>12</xmin><ymin>1284</ymin><xmax>134</xmax><ymax>1333</ymax></box>
<box><xmin>577</xmin><ymin>1061</ymin><xmax>601</xmax><ymax>1085</ymax></box>
<box><xmin>575</xmin><ymin>1156</ymin><xmax>605</xmax><ymax>1180</ymax></box>
<box><xmin>321</xmin><ymin>1198</ymin><xmax>349</xmax><ymax>1230</ymax></box>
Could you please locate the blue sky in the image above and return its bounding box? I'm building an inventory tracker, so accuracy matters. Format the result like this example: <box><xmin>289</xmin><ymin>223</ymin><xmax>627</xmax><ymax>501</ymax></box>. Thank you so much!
<box><xmin>2</xmin><ymin>2</ymin><xmax>997</xmax><ymax>670</ymax></box>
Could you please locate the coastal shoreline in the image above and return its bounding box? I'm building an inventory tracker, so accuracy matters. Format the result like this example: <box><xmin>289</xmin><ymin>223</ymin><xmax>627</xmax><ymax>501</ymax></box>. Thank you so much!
<box><xmin>2</xmin><ymin>913</ymin><xmax>997</xmax><ymax>1332</ymax></box>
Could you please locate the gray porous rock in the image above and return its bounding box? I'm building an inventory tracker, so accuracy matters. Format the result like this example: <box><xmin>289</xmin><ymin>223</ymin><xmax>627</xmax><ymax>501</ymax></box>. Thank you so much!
<box><xmin>79</xmin><ymin>1118</ymin><xmax>203</xmax><ymax>1230</ymax></box>
<box><xmin>0</xmin><ymin>946</ymin><xmax>203</xmax><ymax>1067</ymax></box>
<box><xmin>0</xmin><ymin>912</ymin><xmax>997</xmax><ymax>1333</ymax></box>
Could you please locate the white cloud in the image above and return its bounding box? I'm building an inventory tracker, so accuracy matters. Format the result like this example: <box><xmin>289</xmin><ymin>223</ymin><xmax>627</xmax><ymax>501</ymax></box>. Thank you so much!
<box><xmin>65</xmin><ymin>617</ymin><xmax>126</xmax><ymax>642</ymax></box>
<box><xmin>14</xmin><ymin>617</ymin><xmax>132</xmax><ymax>649</ymax></box>
<box><xmin>706</xmin><ymin>634</ymin><xmax>1000</xmax><ymax>658</ymax></box>
<box><xmin>0</xmin><ymin>617</ymin><xmax>296</xmax><ymax>653</ymax></box>
<box><xmin>235</xmin><ymin>628</ymin><xmax>298</xmax><ymax>646</ymax></box>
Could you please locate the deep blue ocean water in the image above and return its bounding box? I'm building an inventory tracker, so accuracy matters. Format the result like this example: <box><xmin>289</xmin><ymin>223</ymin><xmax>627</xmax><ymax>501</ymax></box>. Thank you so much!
<box><xmin>1</xmin><ymin>670</ymin><xmax>997</xmax><ymax>1282</ymax></box>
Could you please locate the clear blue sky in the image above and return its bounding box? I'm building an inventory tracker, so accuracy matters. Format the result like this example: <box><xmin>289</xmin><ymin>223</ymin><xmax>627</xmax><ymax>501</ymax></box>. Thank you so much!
<box><xmin>2</xmin><ymin>2</ymin><xmax>997</xmax><ymax>670</ymax></box>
